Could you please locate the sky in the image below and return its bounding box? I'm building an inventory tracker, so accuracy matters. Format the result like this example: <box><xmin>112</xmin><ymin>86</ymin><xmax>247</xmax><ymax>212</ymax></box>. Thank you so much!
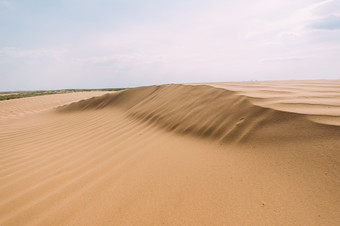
<box><xmin>0</xmin><ymin>0</ymin><xmax>340</xmax><ymax>91</ymax></box>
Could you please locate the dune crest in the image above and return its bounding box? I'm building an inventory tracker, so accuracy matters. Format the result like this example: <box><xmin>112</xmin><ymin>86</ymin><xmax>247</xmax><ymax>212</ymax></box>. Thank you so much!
<box><xmin>57</xmin><ymin>84</ymin><xmax>340</xmax><ymax>145</ymax></box>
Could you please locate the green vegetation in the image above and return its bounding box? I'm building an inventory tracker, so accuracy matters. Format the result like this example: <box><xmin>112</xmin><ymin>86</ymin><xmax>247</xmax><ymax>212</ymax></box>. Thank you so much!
<box><xmin>0</xmin><ymin>88</ymin><xmax>125</xmax><ymax>101</ymax></box>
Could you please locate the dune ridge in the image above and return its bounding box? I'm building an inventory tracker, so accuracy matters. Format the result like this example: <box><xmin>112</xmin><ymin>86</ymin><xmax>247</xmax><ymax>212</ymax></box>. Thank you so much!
<box><xmin>207</xmin><ymin>80</ymin><xmax>340</xmax><ymax>125</ymax></box>
<box><xmin>57</xmin><ymin>84</ymin><xmax>340</xmax><ymax>145</ymax></box>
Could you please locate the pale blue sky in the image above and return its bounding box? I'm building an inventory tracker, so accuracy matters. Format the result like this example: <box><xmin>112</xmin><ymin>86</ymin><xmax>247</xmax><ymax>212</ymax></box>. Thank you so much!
<box><xmin>1</xmin><ymin>0</ymin><xmax>340</xmax><ymax>91</ymax></box>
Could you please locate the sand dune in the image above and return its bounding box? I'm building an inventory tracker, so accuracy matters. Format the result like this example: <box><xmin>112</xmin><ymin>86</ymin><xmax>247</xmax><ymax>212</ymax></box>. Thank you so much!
<box><xmin>1</xmin><ymin>81</ymin><xmax>339</xmax><ymax>225</ymax></box>
<box><xmin>0</xmin><ymin>91</ymin><xmax>112</xmax><ymax>121</ymax></box>
<box><xmin>58</xmin><ymin>83</ymin><xmax>340</xmax><ymax>144</ymax></box>
<box><xmin>206</xmin><ymin>80</ymin><xmax>340</xmax><ymax>125</ymax></box>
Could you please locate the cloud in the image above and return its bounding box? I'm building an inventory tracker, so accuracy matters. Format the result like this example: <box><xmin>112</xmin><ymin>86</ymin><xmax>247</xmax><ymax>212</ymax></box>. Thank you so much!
<box><xmin>303</xmin><ymin>0</ymin><xmax>340</xmax><ymax>30</ymax></box>
<box><xmin>2</xmin><ymin>47</ymin><xmax>68</xmax><ymax>60</ymax></box>
<box><xmin>279</xmin><ymin>32</ymin><xmax>300</xmax><ymax>39</ymax></box>
<box><xmin>77</xmin><ymin>53</ymin><xmax>167</xmax><ymax>69</ymax></box>
<box><xmin>1</xmin><ymin>0</ymin><xmax>340</xmax><ymax>91</ymax></box>
<box><xmin>261</xmin><ymin>55</ymin><xmax>317</xmax><ymax>63</ymax></box>
<box><xmin>261</xmin><ymin>41</ymin><xmax>282</xmax><ymax>46</ymax></box>
<box><xmin>312</xmin><ymin>0</ymin><xmax>340</xmax><ymax>15</ymax></box>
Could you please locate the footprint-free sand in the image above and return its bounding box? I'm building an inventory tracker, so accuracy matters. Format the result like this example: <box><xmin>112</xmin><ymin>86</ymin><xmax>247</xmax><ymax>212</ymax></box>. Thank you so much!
<box><xmin>1</xmin><ymin>81</ymin><xmax>339</xmax><ymax>225</ymax></box>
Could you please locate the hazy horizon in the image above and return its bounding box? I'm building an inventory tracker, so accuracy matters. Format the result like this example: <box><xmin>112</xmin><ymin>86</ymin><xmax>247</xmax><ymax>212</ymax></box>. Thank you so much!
<box><xmin>1</xmin><ymin>0</ymin><xmax>340</xmax><ymax>91</ymax></box>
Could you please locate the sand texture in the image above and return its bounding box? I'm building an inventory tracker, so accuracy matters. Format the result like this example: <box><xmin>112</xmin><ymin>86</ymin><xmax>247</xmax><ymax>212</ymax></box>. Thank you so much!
<box><xmin>1</xmin><ymin>80</ymin><xmax>340</xmax><ymax>225</ymax></box>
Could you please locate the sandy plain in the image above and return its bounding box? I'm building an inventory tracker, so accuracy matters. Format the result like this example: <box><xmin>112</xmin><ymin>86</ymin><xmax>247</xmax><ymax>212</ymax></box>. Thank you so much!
<box><xmin>0</xmin><ymin>81</ymin><xmax>339</xmax><ymax>225</ymax></box>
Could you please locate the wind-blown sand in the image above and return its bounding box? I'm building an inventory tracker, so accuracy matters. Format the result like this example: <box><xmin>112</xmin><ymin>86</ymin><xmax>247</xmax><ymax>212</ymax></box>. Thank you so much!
<box><xmin>1</xmin><ymin>80</ymin><xmax>339</xmax><ymax>225</ymax></box>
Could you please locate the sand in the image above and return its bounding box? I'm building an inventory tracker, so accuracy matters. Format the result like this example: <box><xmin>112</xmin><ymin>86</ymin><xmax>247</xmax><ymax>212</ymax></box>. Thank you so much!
<box><xmin>0</xmin><ymin>80</ymin><xmax>339</xmax><ymax>225</ymax></box>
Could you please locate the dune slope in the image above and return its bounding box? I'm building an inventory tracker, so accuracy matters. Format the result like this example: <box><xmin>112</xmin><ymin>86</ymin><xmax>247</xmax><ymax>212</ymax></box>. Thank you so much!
<box><xmin>1</xmin><ymin>81</ymin><xmax>340</xmax><ymax>225</ymax></box>
<box><xmin>58</xmin><ymin>84</ymin><xmax>340</xmax><ymax>145</ymax></box>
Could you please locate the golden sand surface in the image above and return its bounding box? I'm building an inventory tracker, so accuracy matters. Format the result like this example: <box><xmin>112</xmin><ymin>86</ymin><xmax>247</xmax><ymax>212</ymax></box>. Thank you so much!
<box><xmin>1</xmin><ymin>81</ymin><xmax>339</xmax><ymax>225</ymax></box>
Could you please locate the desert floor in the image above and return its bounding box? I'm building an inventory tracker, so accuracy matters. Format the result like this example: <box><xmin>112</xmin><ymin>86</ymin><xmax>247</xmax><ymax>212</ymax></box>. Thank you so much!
<box><xmin>1</xmin><ymin>81</ymin><xmax>340</xmax><ymax>225</ymax></box>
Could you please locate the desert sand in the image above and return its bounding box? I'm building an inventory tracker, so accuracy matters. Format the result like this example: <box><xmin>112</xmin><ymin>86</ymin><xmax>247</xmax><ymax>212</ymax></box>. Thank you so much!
<box><xmin>0</xmin><ymin>80</ymin><xmax>339</xmax><ymax>225</ymax></box>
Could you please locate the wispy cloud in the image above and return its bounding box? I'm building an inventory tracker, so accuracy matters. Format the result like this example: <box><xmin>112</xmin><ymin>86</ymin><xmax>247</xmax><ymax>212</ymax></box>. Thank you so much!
<box><xmin>2</xmin><ymin>47</ymin><xmax>68</xmax><ymax>60</ymax></box>
<box><xmin>261</xmin><ymin>55</ymin><xmax>317</xmax><ymax>63</ymax></box>
<box><xmin>304</xmin><ymin>0</ymin><xmax>340</xmax><ymax>30</ymax></box>
<box><xmin>77</xmin><ymin>53</ymin><xmax>167</xmax><ymax>66</ymax></box>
